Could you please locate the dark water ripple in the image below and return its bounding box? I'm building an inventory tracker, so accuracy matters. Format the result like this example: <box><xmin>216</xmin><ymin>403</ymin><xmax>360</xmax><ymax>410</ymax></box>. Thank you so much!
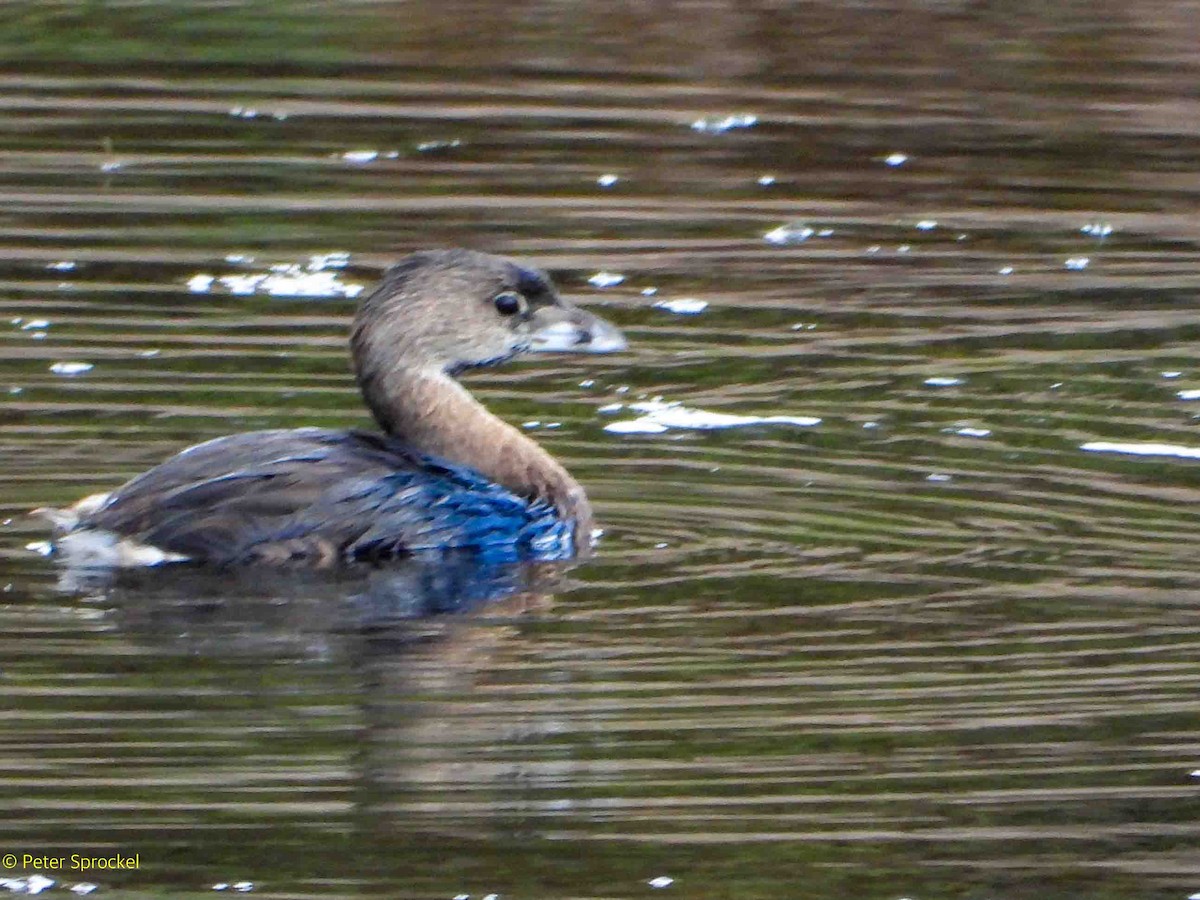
<box><xmin>4</xmin><ymin>3</ymin><xmax>1200</xmax><ymax>898</ymax></box>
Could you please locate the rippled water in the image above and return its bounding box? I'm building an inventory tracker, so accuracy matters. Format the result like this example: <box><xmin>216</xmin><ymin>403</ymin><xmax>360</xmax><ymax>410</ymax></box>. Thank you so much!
<box><xmin>4</xmin><ymin>2</ymin><xmax>1200</xmax><ymax>898</ymax></box>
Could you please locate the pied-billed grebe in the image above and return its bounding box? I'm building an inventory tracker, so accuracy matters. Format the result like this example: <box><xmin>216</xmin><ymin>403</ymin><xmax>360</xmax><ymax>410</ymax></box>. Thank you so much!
<box><xmin>44</xmin><ymin>249</ymin><xmax>626</xmax><ymax>565</ymax></box>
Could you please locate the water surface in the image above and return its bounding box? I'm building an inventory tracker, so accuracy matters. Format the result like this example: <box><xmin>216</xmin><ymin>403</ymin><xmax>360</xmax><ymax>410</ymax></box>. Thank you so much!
<box><xmin>3</xmin><ymin>2</ymin><xmax>1200</xmax><ymax>898</ymax></box>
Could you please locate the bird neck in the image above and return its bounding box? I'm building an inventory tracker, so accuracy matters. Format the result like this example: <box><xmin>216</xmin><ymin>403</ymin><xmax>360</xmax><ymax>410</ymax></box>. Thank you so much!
<box><xmin>360</xmin><ymin>366</ymin><xmax>593</xmax><ymax>545</ymax></box>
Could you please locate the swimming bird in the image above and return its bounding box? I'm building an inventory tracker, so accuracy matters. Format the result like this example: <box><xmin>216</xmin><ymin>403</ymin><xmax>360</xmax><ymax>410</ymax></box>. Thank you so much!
<box><xmin>41</xmin><ymin>249</ymin><xmax>626</xmax><ymax>566</ymax></box>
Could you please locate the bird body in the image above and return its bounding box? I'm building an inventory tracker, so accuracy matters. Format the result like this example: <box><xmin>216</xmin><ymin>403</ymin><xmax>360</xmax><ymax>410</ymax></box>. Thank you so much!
<box><xmin>77</xmin><ymin>428</ymin><xmax>572</xmax><ymax>564</ymax></box>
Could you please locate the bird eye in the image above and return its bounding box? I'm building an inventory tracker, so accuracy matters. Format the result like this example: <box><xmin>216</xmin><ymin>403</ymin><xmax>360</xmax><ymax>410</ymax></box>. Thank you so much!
<box><xmin>493</xmin><ymin>291</ymin><xmax>523</xmax><ymax>316</ymax></box>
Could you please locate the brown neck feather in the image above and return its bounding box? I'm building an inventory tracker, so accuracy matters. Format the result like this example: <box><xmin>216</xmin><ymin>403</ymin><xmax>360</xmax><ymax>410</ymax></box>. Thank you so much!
<box><xmin>360</xmin><ymin>366</ymin><xmax>593</xmax><ymax>548</ymax></box>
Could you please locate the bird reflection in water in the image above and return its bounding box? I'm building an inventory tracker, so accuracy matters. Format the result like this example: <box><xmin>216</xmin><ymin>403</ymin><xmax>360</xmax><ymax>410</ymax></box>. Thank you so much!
<box><xmin>62</xmin><ymin>552</ymin><xmax>585</xmax><ymax>843</ymax></box>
